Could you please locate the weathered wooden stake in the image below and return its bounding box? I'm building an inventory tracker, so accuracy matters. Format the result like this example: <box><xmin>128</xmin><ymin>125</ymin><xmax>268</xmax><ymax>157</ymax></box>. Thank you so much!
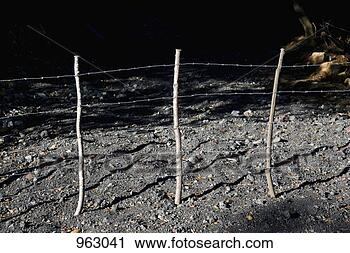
<box><xmin>266</xmin><ymin>48</ymin><xmax>285</xmax><ymax>198</ymax></box>
<box><xmin>173</xmin><ymin>49</ymin><xmax>183</xmax><ymax>205</ymax></box>
<box><xmin>74</xmin><ymin>55</ymin><xmax>85</xmax><ymax>216</ymax></box>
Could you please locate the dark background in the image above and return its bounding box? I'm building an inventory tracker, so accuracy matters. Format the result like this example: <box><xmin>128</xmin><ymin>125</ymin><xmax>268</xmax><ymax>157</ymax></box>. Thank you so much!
<box><xmin>1</xmin><ymin>0</ymin><xmax>349</xmax><ymax>78</ymax></box>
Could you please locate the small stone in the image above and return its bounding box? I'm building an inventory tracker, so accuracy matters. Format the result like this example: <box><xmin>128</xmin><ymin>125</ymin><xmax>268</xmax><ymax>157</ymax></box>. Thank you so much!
<box><xmin>157</xmin><ymin>210</ymin><xmax>166</xmax><ymax>220</ymax></box>
<box><xmin>150</xmin><ymin>214</ymin><xmax>157</xmax><ymax>221</ymax></box>
<box><xmin>94</xmin><ymin>198</ymin><xmax>103</xmax><ymax>207</ymax></box>
<box><xmin>219</xmin><ymin>119</ymin><xmax>227</xmax><ymax>125</ymax></box>
<box><xmin>7</xmin><ymin>121</ymin><xmax>14</xmax><ymax>128</ymax></box>
<box><xmin>246</xmin><ymin>213</ymin><xmax>254</xmax><ymax>221</ymax></box>
<box><xmin>246</xmin><ymin>174</ymin><xmax>255</xmax><ymax>182</ymax></box>
<box><xmin>48</xmin><ymin>144</ymin><xmax>57</xmax><ymax>150</ymax></box>
<box><xmin>289</xmin><ymin>115</ymin><xmax>296</xmax><ymax>121</ymax></box>
<box><xmin>255</xmin><ymin>199</ymin><xmax>265</xmax><ymax>205</ymax></box>
<box><xmin>227</xmin><ymin>157</ymin><xmax>238</xmax><ymax>163</ymax></box>
<box><xmin>218</xmin><ymin>201</ymin><xmax>228</xmax><ymax>209</ymax></box>
<box><xmin>70</xmin><ymin>227</ymin><xmax>81</xmax><ymax>233</ymax></box>
<box><xmin>26</xmin><ymin>127</ymin><xmax>35</xmax><ymax>132</ymax></box>
<box><xmin>19</xmin><ymin>221</ymin><xmax>26</xmax><ymax>228</ymax></box>
<box><xmin>336</xmin><ymin>125</ymin><xmax>344</xmax><ymax>132</ymax></box>
<box><xmin>273</xmin><ymin>136</ymin><xmax>281</xmax><ymax>143</ymax></box>
<box><xmin>8</xmin><ymin>223</ymin><xmax>14</xmax><ymax>230</ymax></box>
<box><xmin>231</xmin><ymin>110</ymin><xmax>240</xmax><ymax>116</ymax></box>
<box><xmin>110</xmin><ymin>205</ymin><xmax>118</xmax><ymax>213</ymax></box>
<box><xmin>154</xmin><ymin>127</ymin><xmax>163</xmax><ymax>134</ymax></box>
<box><xmin>243</xmin><ymin>110</ymin><xmax>253</xmax><ymax>117</ymax></box>
<box><xmin>224</xmin><ymin>186</ymin><xmax>231</xmax><ymax>193</ymax></box>
<box><xmin>188</xmin><ymin>155</ymin><xmax>199</xmax><ymax>165</ymax></box>
<box><xmin>36</xmin><ymin>93</ymin><xmax>48</xmax><ymax>99</ymax></box>
<box><xmin>252</xmin><ymin>139</ymin><xmax>263</xmax><ymax>145</ymax></box>
<box><xmin>330</xmin><ymin>116</ymin><xmax>337</xmax><ymax>123</ymax></box>
<box><xmin>25</xmin><ymin>155</ymin><xmax>33</xmax><ymax>163</ymax></box>
<box><xmin>25</xmin><ymin>173</ymin><xmax>34</xmax><ymax>181</ymax></box>
<box><xmin>40</xmin><ymin>130</ymin><xmax>49</xmax><ymax>138</ymax></box>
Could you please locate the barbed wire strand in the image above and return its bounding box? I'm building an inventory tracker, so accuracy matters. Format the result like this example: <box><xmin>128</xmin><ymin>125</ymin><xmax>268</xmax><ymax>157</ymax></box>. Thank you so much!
<box><xmin>26</xmin><ymin>25</ymin><xmax>127</xmax><ymax>86</ymax></box>
<box><xmin>326</xmin><ymin>23</ymin><xmax>350</xmax><ymax>34</ymax></box>
<box><xmin>2</xmin><ymin>88</ymin><xmax>350</xmax><ymax>120</ymax></box>
<box><xmin>0</xmin><ymin>21</ymin><xmax>346</xmax><ymax>84</ymax></box>
<box><xmin>2</xmin><ymin>61</ymin><xmax>350</xmax><ymax>84</ymax></box>
<box><xmin>1</xmin><ymin>23</ymin><xmax>347</xmax><ymax>85</ymax></box>
<box><xmin>0</xmin><ymin>106</ymin><xmax>76</xmax><ymax>120</ymax></box>
<box><xmin>229</xmin><ymin>24</ymin><xmax>334</xmax><ymax>85</ymax></box>
<box><xmin>82</xmin><ymin>89</ymin><xmax>350</xmax><ymax>108</ymax></box>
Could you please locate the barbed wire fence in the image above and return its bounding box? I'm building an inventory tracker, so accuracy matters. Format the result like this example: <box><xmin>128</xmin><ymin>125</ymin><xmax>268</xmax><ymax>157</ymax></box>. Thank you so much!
<box><xmin>1</xmin><ymin>61</ymin><xmax>350</xmax><ymax>119</ymax></box>
<box><xmin>1</xmin><ymin>24</ymin><xmax>350</xmax><ymax>216</ymax></box>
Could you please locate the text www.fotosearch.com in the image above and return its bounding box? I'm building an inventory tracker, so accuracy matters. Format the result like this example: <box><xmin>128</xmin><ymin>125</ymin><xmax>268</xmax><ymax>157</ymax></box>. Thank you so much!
<box><xmin>134</xmin><ymin>237</ymin><xmax>274</xmax><ymax>249</ymax></box>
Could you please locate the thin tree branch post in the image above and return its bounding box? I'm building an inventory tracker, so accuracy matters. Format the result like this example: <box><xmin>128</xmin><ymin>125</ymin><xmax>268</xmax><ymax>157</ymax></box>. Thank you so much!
<box><xmin>74</xmin><ymin>55</ymin><xmax>85</xmax><ymax>216</ymax></box>
<box><xmin>265</xmin><ymin>48</ymin><xmax>285</xmax><ymax>198</ymax></box>
<box><xmin>173</xmin><ymin>49</ymin><xmax>183</xmax><ymax>205</ymax></box>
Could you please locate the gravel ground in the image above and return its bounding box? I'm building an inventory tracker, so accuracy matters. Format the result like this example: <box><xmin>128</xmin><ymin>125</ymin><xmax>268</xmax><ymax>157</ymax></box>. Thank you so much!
<box><xmin>0</xmin><ymin>66</ymin><xmax>349</xmax><ymax>232</ymax></box>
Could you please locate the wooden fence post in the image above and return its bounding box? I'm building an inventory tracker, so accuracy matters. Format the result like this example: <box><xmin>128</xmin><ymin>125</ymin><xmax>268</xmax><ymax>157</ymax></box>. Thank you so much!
<box><xmin>73</xmin><ymin>55</ymin><xmax>85</xmax><ymax>216</ymax></box>
<box><xmin>265</xmin><ymin>48</ymin><xmax>285</xmax><ymax>198</ymax></box>
<box><xmin>173</xmin><ymin>49</ymin><xmax>183</xmax><ymax>205</ymax></box>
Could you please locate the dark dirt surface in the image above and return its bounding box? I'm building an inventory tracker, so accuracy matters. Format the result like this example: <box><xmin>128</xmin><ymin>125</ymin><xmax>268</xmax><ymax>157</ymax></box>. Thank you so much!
<box><xmin>0</xmin><ymin>65</ymin><xmax>349</xmax><ymax>232</ymax></box>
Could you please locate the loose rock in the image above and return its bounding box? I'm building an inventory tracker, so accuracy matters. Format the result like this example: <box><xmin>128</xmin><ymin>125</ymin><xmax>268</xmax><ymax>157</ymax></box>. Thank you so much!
<box><xmin>243</xmin><ymin>110</ymin><xmax>253</xmax><ymax>117</ymax></box>
<box><xmin>40</xmin><ymin>130</ymin><xmax>49</xmax><ymax>138</ymax></box>
<box><xmin>231</xmin><ymin>110</ymin><xmax>240</xmax><ymax>116</ymax></box>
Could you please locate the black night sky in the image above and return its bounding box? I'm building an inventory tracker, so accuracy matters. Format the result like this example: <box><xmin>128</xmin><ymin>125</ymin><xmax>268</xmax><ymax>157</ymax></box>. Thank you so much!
<box><xmin>1</xmin><ymin>0</ymin><xmax>349</xmax><ymax>78</ymax></box>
